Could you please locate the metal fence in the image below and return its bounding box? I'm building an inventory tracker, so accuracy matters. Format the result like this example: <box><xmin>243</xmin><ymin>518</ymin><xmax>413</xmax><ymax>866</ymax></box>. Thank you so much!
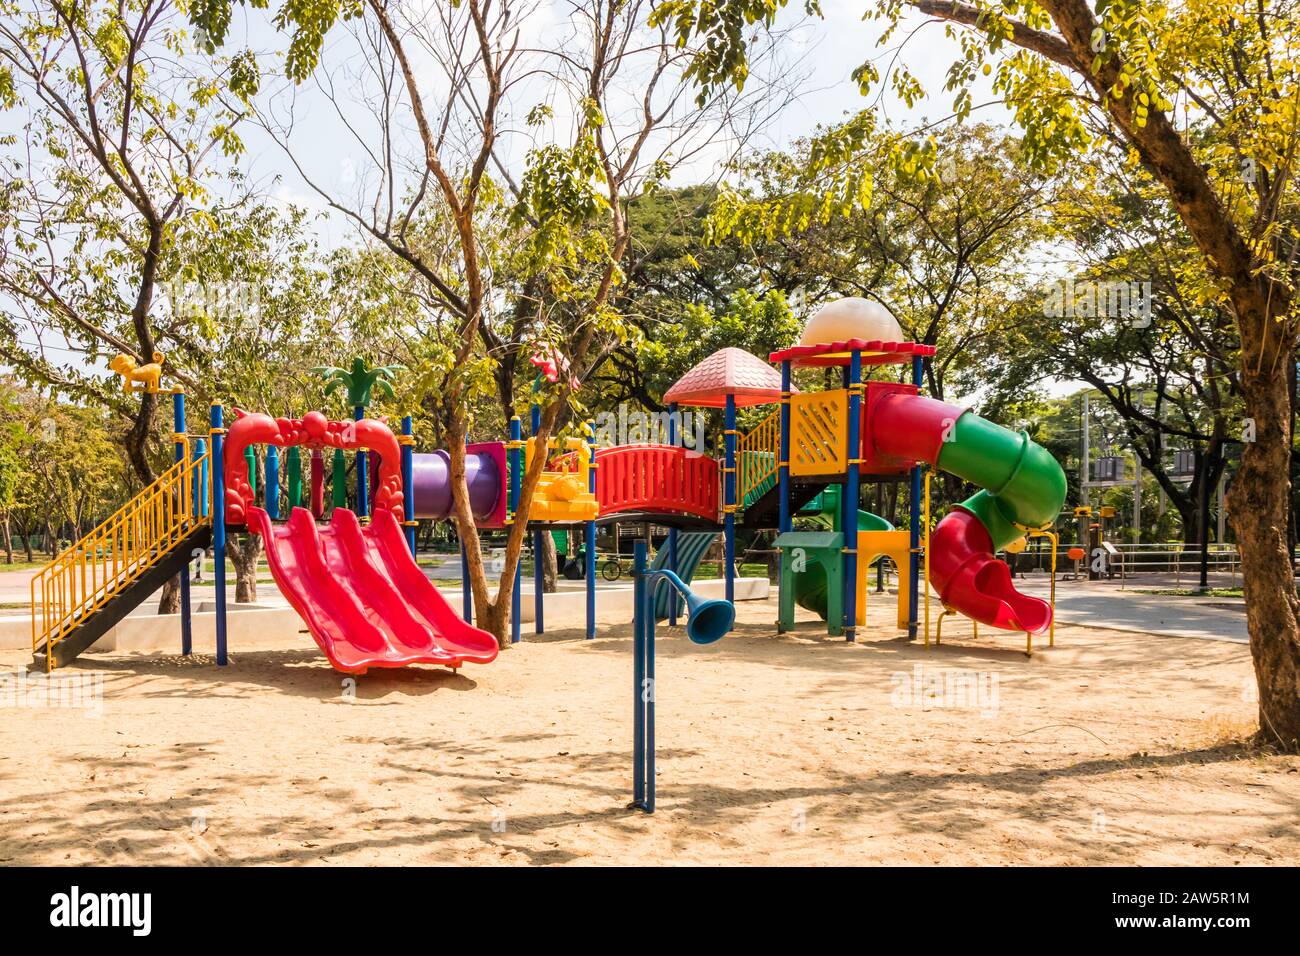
<box><xmin>1013</xmin><ymin>540</ymin><xmax>1245</xmax><ymax>585</ymax></box>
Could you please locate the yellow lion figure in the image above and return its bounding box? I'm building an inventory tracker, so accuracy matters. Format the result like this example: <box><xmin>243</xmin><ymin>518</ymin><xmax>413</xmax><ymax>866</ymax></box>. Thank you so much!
<box><xmin>109</xmin><ymin>351</ymin><xmax>166</xmax><ymax>393</ymax></box>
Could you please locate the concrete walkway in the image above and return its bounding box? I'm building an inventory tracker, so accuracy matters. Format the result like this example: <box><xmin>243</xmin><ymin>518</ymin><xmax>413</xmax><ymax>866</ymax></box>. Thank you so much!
<box><xmin>8</xmin><ymin>561</ymin><xmax>1256</xmax><ymax>644</ymax></box>
<box><xmin>1015</xmin><ymin>575</ymin><xmax>1248</xmax><ymax>643</ymax></box>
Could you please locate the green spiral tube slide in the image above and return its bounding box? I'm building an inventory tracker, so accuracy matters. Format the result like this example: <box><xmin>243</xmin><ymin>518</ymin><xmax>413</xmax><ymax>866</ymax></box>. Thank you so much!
<box><xmin>934</xmin><ymin>414</ymin><xmax>1068</xmax><ymax>549</ymax></box>
<box><xmin>871</xmin><ymin>392</ymin><xmax>1068</xmax><ymax>633</ymax></box>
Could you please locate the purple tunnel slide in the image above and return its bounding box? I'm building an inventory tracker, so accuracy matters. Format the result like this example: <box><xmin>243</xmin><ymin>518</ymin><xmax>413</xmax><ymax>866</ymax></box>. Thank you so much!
<box><xmin>409</xmin><ymin>441</ymin><xmax>508</xmax><ymax>529</ymax></box>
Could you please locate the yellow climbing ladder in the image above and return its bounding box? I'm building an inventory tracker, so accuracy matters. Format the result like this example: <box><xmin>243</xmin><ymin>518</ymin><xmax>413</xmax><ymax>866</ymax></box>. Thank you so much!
<box><xmin>31</xmin><ymin>452</ymin><xmax>211</xmax><ymax>670</ymax></box>
<box><xmin>737</xmin><ymin>408</ymin><xmax>780</xmax><ymax>507</ymax></box>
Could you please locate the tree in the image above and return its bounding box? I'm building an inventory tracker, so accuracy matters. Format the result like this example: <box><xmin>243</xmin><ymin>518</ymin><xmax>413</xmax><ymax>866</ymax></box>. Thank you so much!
<box><xmin>0</xmin><ymin>383</ymin><xmax>132</xmax><ymax>559</ymax></box>
<box><xmin>654</xmin><ymin>0</ymin><xmax>1300</xmax><ymax>749</ymax></box>
<box><xmin>628</xmin><ymin>288</ymin><xmax>800</xmax><ymax>413</ymax></box>
<box><xmin>0</xmin><ymin>389</ymin><xmax>25</xmax><ymax>562</ymax></box>
<box><xmin>713</xmin><ymin>122</ymin><xmax>1052</xmax><ymax>404</ymax></box>
<box><xmin>0</xmin><ymin>0</ymin><xmax>254</xmax><ymax>469</ymax></box>
<box><xmin>0</xmin><ymin>0</ymin><xmax>255</xmax><ymax>605</ymax></box>
<box><xmin>1007</xmin><ymin>157</ymin><xmax>1243</xmax><ymax>545</ymax></box>
<box><xmin>197</xmin><ymin>0</ymin><xmax>792</xmax><ymax>645</ymax></box>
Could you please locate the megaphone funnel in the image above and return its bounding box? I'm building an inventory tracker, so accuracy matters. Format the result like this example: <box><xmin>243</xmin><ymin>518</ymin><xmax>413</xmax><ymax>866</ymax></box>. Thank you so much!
<box><xmin>684</xmin><ymin>591</ymin><xmax>734</xmax><ymax>645</ymax></box>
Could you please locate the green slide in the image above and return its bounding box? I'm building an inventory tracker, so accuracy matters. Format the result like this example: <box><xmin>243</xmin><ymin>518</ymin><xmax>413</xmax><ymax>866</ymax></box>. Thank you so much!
<box><xmin>793</xmin><ymin>486</ymin><xmax>892</xmax><ymax>620</ymax></box>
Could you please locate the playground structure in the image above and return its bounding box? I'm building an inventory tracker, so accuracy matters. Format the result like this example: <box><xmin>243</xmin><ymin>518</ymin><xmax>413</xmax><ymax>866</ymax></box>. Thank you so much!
<box><xmin>29</xmin><ymin>294</ymin><xmax>1070</xmax><ymax>677</ymax></box>
<box><xmin>648</xmin><ymin>297</ymin><xmax>1069</xmax><ymax>653</ymax></box>
<box><xmin>27</xmin><ymin>352</ymin><xmax>734</xmax><ymax>673</ymax></box>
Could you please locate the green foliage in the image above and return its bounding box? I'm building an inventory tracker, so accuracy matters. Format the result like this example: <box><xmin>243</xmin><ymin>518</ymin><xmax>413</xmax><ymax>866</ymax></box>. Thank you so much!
<box><xmin>190</xmin><ymin>0</ymin><xmax>361</xmax><ymax>82</ymax></box>
<box><xmin>0</xmin><ymin>380</ymin><xmax>135</xmax><ymax>547</ymax></box>
<box><xmin>638</xmin><ymin>288</ymin><xmax>799</xmax><ymax>415</ymax></box>
<box><xmin>649</xmin><ymin>0</ymin><xmax>821</xmax><ymax>105</ymax></box>
<box><xmin>0</xmin><ymin>0</ymin><xmax>256</xmax><ymax>424</ymax></box>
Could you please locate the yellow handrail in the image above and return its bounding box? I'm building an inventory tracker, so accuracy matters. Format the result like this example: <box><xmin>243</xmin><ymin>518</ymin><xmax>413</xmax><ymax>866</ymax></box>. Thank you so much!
<box><xmin>737</xmin><ymin>408</ymin><xmax>780</xmax><ymax>506</ymax></box>
<box><xmin>31</xmin><ymin>452</ymin><xmax>212</xmax><ymax>670</ymax></box>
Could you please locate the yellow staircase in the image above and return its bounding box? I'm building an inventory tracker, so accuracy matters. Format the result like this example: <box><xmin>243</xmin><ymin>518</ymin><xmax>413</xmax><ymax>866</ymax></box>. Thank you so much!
<box><xmin>737</xmin><ymin>408</ymin><xmax>780</xmax><ymax>508</ymax></box>
<box><xmin>31</xmin><ymin>453</ymin><xmax>212</xmax><ymax>671</ymax></box>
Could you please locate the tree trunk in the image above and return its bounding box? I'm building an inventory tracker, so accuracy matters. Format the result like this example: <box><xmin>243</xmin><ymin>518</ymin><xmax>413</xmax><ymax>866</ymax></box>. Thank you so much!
<box><xmin>1</xmin><ymin>514</ymin><xmax>11</xmax><ymax>564</ymax></box>
<box><xmin>910</xmin><ymin>0</ymin><xmax>1300</xmax><ymax>749</ymax></box>
<box><xmin>228</xmin><ymin>533</ymin><xmax>263</xmax><ymax>603</ymax></box>
<box><xmin>1227</xmin><ymin>320</ymin><xmax>1300</xmax><ymax>749</ymax></box>
<box><xmin>157</xmin><ymin>576</ymin><xmax>181</xmax><ymax>614</ymax></box>
<box><xmin>1289</xmin><ymin>353</ymin><xmax>1298</xmax><ymax>563</ymax></box>
<box><xmin>17</xmin><ymin>519</ymin><xmax>33</xmax><ymax>562</ymax></box>
<box><xmin>1170</xmin><ymin>486</ymin><xmax>1200</xmax><ymax>548</ymax></box>
<box><xmin>447</xmin><ymin>398</ymin><xmax>564</xmax><ymax>649</ymax></box>
<box><xmin>541</xmin><ymin>530</ymin><xmax>558</xmax><ymax>593</ymax></box>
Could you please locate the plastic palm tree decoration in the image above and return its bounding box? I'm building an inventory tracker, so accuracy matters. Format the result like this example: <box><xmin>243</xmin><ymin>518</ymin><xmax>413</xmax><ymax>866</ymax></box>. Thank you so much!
<box><xmin>312</xmin><ymin>357</ymin><xmax>405</xmax><ymax>410</ymax></box>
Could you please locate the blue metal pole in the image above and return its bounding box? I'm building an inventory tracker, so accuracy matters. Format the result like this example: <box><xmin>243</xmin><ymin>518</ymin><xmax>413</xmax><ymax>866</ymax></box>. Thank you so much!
<box><xmin>632</xmin><ymin>540</ymin><xmax>647</xmax><ymax>809</ymax></box>
<box><xmin>265</xmin><ymin>445</ymin><xmax>280</xmax><ymax>520</ymax></box>
<box><xmin>585</xmin><ymin>419</ymin><xmax>597</xmax><ymax>640</ymax></box>
<box><xmin>667</xmin><ymin>403</ymin><xmax>680</xmax><ymax>626</ymax></box>
<box><xmin>844</xmin><ymin>351</ymin><xmax>862</xmax><ymax>642</ymax></box>
<box><xmin>908</xmin><ymin>354</ymin><xmax>924</xmax><ymax>641</ymax></box>
<box><xmin>173</xmin><ymin>391</ymin><xmax>192</xmax><ymax>656</ymax></box>
<box><xmin>460</xmin><ymin>541</ymin><xmax>472</xmax><ymax>623</ymax></box>
<box><xmin>778</xmin><ymin>361</ymin><xmax>792</xmax><ymax>533</ymax></box>
<box><xmin>401</xmin><ymin>415</ymin><xmax>415</xmax><ymax>555</ymax></box>
<box><xmin>644</xmin><ymin>559</ymin><xmax>657</xmax><ymax>815</ymax></box>
<box><xmin>531</xmin><ymin>404</ymin><xmax>544</xmax><ymax>635</ymax></box>
<box><xmin>510</xmin><ymin>416</ymin><xmax>522</xmax><ymax>644</ymax></box>
<box><xmin>354</xmin><ymin>403</ymin><xmax>368</xmax><ymax>518</ymax></box>
<box><xmin>192</xmin><ymin>438</ymin><xmax>207</xmax><ymax>516</ymax></box>
<box><xmin>210</xmin><ymin>403</ymin><xmax>228</xmax><ymax>666</ymax></box>
<box><xmin>724</xmin><ymin>395</ymin><xmax>737</xmax><ymax>604</ymax></box>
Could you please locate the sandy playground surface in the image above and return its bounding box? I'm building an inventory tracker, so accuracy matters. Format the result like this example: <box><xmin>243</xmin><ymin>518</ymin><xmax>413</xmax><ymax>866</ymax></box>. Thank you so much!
<box><xmin>2</xmin><ymin>596</ymin><xmax>1297</xmax><ymax>866</ymax></box>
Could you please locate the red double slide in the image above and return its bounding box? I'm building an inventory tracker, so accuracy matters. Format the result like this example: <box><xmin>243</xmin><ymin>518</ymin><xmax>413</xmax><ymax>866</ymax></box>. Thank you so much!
<box><xmin>247</xmin><ymin>506</ymin><xmax>499</xmax><ymax>674</ymax></box>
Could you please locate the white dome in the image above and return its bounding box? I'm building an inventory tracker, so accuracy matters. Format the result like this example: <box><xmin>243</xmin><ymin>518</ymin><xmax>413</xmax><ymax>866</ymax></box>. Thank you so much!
<box><xmin>800</xmin><ymin>297</ymin><xmax>903</xmax><ymax>346</ymax></box>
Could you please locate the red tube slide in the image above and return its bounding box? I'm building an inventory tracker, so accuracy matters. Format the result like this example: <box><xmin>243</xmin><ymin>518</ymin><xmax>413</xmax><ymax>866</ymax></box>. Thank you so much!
<box><xmin>871</xmin><ymin>392</ymin><xmax>1065</xmax><ymax>635</ymax></box>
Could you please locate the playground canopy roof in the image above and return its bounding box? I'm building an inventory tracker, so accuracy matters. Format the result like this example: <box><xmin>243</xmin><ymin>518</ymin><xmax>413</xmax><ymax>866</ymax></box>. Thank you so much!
<box><xmin>768</xmin><ymin>340</ymin><xmax>937</xmax><ymax>368</ymax></box>
<box><xmin>663</xmin><ymin>347</ymin><xmax>794</xmax><ymax>408</ymax></box>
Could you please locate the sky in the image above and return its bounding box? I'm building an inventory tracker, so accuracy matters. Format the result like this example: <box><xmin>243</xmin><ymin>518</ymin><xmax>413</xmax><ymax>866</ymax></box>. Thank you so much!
<box><xmin>7</xmin><ymin>1</ymin><xmax>1086</xmax><ymax>402</ymax></box>
<box><xmin>229</xmin><ymin>0</ymin><xmax>1006</xmax><ymax>244</ymax></box>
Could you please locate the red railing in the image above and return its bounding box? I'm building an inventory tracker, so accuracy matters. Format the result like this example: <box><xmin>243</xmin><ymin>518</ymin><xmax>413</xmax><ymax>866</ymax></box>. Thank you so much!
<box><xmin>595</xmin><ymin>444</ymin><xmax>719</xmax><ymax>523</ymax></box>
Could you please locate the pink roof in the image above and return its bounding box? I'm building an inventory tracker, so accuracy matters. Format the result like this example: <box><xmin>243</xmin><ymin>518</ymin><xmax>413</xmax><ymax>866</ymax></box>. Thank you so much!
<box><xmin>663</xmin><ymin>347</ymin><xmax>793</xmax><ymax>408</ymax></box>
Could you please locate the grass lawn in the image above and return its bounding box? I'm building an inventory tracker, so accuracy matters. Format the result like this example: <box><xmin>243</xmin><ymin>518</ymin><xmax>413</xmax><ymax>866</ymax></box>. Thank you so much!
<box><xmin>0</xmin><ymin>559</ymin><xmax>57</xmax><ymax>572</ymax></box>
<box><xmin>1134</xmin><ymin>587</ymin><xmax>1247</xmax><ymax>599</ymax></box>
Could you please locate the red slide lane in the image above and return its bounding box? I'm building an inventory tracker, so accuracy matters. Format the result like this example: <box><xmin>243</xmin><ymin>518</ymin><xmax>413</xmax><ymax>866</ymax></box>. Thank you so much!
<box><xmin>929</xmin><ymin>509</ymin><xmax>1052</xmax><ymax>634</ymax></box>
<box><xmin>248</xmin><ymin>506</ymin><xmax>498</xmax><ymax>673</ymax></box>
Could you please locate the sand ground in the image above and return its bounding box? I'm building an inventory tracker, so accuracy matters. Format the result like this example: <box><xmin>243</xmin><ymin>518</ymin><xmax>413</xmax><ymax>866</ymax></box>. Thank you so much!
<box><xmin>1</xmin><ymin>596</ymin><xmax>1296</xmax><ymax>866</ymax></box>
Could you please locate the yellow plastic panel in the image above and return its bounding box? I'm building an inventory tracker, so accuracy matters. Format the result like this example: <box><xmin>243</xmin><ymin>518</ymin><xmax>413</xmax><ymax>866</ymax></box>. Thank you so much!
<box><xmin>855</xmin><ymin>529</ymin><xmax>911</xmax><ymax>629</ymax></box>
<box><xmin>790</xmin><ymin>390</ymin><xmax>848</xmax><ymax>476</ymax></box>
